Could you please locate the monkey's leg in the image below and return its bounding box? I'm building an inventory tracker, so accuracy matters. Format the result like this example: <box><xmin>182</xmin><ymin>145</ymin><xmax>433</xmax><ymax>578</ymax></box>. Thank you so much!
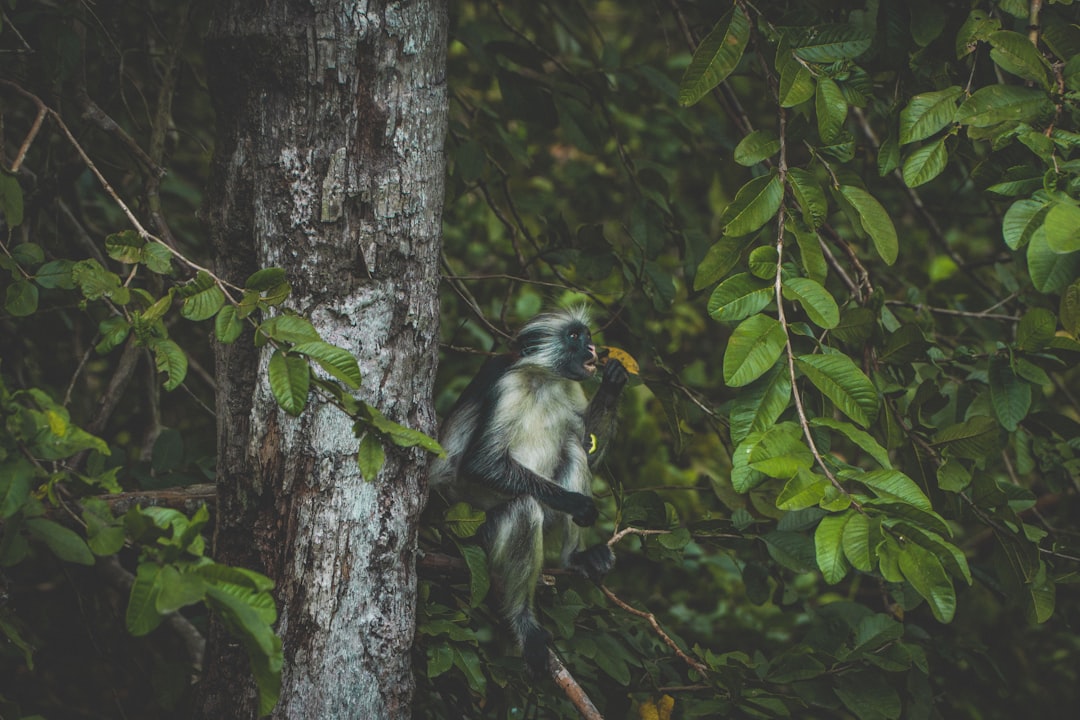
<box><xmin>485</xmin><ymin>496</ymin><xmax>550</xmax><ymax>675</ymax></box>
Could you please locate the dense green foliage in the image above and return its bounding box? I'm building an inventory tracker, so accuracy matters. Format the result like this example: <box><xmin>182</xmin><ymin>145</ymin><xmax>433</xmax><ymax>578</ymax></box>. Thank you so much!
<box><xmin>421</xmin><ymin>1</ymin><xmax>1080</xmax><ymax>718</ymax></box>
<box><xmin>3</xmin><ymin>0</ymin><xmax>1080</xmax><ymax>718</ymax></box>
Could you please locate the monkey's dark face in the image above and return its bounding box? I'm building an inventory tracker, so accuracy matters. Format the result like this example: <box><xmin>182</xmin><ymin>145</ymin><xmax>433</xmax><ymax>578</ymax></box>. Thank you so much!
<box><xmin>561</xmin><ymin>322</ymin><xmax>599</xmax><ymax>381</ymax></box>
<box><xmin>516</xmin><ymin>314</ymin><xmax>598</xmax><ymax>381</ymax></box>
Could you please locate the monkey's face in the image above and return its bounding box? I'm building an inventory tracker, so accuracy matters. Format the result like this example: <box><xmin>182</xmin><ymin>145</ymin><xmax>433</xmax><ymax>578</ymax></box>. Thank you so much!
<box><xmin>561</xmin><ymin>322</ymin><xmax>599</xmax><ymax>381</ymax></box>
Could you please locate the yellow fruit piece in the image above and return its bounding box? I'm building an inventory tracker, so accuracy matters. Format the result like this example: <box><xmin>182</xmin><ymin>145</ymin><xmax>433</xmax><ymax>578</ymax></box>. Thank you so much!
<box><xmin>602</xmin><ymin>346</ymin><xmax>640</xmax><ymax>375</ymax></box>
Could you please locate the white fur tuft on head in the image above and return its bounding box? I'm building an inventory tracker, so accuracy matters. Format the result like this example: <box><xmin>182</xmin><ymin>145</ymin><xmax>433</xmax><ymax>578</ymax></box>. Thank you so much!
<box><xmin>513</xmin><ymin>306</ymin><xmax>594</xmax><ymax>374</ymax></box>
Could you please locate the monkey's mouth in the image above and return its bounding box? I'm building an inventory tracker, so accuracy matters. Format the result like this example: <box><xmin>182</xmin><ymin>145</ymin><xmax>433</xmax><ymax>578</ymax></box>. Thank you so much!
<box><xmin>583</xmin><ymin>356</ymin><xmax>598</xmax><ymax>375</ymax></box>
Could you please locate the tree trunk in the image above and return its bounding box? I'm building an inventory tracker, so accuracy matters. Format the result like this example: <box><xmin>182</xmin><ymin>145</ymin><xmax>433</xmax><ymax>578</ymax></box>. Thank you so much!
<box><xmin>198</xmin><ymin>1</ymin><xmax>446</xmax><ymax>717</ymax></box>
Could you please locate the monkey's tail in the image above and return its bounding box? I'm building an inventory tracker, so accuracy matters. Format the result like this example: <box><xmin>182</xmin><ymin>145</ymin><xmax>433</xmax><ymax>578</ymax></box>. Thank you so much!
<box><xmin>485</xmin><ymin>496</ymin><xmax>550</xmax><ymax>675</ymax></box>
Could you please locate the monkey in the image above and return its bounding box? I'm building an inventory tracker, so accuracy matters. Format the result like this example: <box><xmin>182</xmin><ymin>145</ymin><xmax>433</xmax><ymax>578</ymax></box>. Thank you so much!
<box><xmin>429</xmin><ymin>307</ymin><xmax>628</xmax><ymax>675</ymax></box>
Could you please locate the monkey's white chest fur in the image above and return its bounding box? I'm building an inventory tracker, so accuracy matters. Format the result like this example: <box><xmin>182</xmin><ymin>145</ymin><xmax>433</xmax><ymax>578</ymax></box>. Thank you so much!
<box><xmin>494</xmin><ymin>371</ymin><xmax>588</xmax><ymax>487</ymax></box>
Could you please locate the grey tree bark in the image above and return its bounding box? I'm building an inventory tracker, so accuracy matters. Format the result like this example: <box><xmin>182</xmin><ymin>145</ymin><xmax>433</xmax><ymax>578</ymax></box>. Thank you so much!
<box><xmin>198</xmin><ymin>1</ymin><xmax>446</xmax><ymax>717</ymax></box>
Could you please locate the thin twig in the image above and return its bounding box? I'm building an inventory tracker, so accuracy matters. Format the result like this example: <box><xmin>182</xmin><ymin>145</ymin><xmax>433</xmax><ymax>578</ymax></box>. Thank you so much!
<box><xmin>608</xmin><ymin>526</ymin><xmax>671</xmax><ymax>547</ymax></box>
<box><xmin>548</xmin><ymin>651</ymin><xmax>603</xmax><ymax>720</ymax></box>
<box><xmin>0</xmin><ymin>80</ymin><xmax>241</xmax><ymax>299</ymax></box>
<box><xmin>600</xmin><ymin>585</ymin><xmax>708</xmax><ymax>676</ymax></box>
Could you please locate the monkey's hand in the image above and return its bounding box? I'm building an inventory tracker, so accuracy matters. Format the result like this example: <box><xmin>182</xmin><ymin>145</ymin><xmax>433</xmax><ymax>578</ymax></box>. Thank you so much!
<box><xmin>569</xmin><ymin>543</ymin><xmax>615</xmax><ymax>584</ymax></box>
<box><xmin>597</xmin><ymin>358</ymin><xmax>629</xmax><ymax>399</ymax></box>
<box><xmin>548</xmin><ymin>490</ymin><xmax>599</xmax><ymax>526</ymax></box>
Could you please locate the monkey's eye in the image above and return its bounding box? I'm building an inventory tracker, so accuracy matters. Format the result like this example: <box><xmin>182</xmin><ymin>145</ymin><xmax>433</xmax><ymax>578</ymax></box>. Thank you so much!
<box><xmin>569</xmin><ymin>331</ymin><xmax>580</xmax><ymax>340</ymax></box>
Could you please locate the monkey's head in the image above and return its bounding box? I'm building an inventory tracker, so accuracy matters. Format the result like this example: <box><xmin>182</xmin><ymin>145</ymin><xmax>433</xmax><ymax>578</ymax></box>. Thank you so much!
<box><xmin>514</xmin><ymin>308</ymin><xmax>599</xmax><ymax>381</ymax></box>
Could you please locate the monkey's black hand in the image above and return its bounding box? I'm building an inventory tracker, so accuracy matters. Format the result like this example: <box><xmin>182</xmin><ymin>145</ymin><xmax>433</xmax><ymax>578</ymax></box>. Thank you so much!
<box><xmin>596</xmin><ymin>359</ymin><xmax>629</xmax><ymax>401</ymax></box>
<box><xmin>548</xmin><ymin>490</ymin><xmax>598</xmax><ymax>526</ymax></box>
<box><xmin>570</xmin><ymin>543</ymin><xmax>615</xmax><ymax>583</ymax></box>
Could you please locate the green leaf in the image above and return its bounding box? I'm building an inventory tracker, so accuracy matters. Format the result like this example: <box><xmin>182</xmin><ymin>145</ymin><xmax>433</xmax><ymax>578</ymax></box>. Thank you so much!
<box><xmin>215</xmin><ymin>305</ymin><xmax>244</xmax><ymax>343</ymax></box>
<box><xmin>357</xmin><ymin>432</ymin><xmax>385</xmax><ymax>481</ymax></box>
<box><xmin>728</xmin><ymin>363</ymin><xmax>792</xmax><ymax>445</ymax></box>
<box><xmin>152</xmin><ymin>339</ymin><xmax>188</xmax><ymax>392</ymax></box>
<box><xmin>1044</xmin><ymin>201</ymin><xmax>1080</xmax><ymax>254</ymax></box>
<box><xmin>898</xmin><ymin>542</ymin><xmax>956</xmax><ymax>622</ymax></box>
<box><xmin>360</xmin><ymin>406</ymin><xmax>443</xmax><ymax>455</ymax></box>
<box><xmin>815</xmin><ymin>511</ymin><xmax>852</xmax><ymax>584</ymax></box>
<box><xmin>181</xmin><ymin>283</ymin><xmax>226</xmax><ymax>322</ymax></box>
<box><xmin>956</xmin><ymin>9</ymin><xmax>1000</xmax><ymax>59</ymax></box>
<box><xmin>777</xmin><ymin>52</ymin><xmax>814</xmax><ymax>107</ymax></box>
<box><xmin>268</xmin><ymin>350</ymin><xmax>310</xmax><ymax>416</ymax></box>
<box><xmin>723</xmin><ymin>313</ymin><xmax>787</xmax><ymax>387</ymax></box>
<box><xmin>35</xmin><ymin>259</ymin><xmax>75</xmax><ymax>289</ymax></box>
<box><xmin>1061</xmin><ymin>281</ymin><xmax>1080</xmax><ymax>338</ymax></box>
<box><xmin>105</xmin><ymin>230</ymin><xmax>145</xmax><ymax>264</ymax></box>
<box><xmin>1027</xmin><ymin>228</ymin><xmax>1080</xmax><ymax>293</ymax></box>
<box><xmin>787</xmin><ymin>168</ymin><xmax>828</xmax><ymax>229</ymax></box>
<box><xmin>245</xmin><ymin>267</ymin><xmax>287</xmax><ymax>291</ymax></box>
<box><xmin>5</xmin><ymin>280</ymin><xmax>39</xmax><ymax>317</ymax></box>
<box><xmin>989</xmin><ymin>30</ymin><xmax>1050</xmax><ymax>88</ymax></box>
<box><xmin>156</xmin><ymin>566</ymin><xmax>208</xmax><ymax>614</ymax></box>
<box><xmin>204</xmin><ymin>585</ymin><xmax>282</xmax><ymax>716</ymax></box>
<box><xmin>0</xmin><ymin>171</ymin><xmax>25</xmax><ymax>226</ymax></box>
<box><xmin>989</xmin><ymin>356</ymin><xmax>1031</xmax><ymax>431</ymax></box>
<box><xmin>694</xmin><ymin>234</ymin><xmax>754</xmax><ymax>290</ymax></box>
<box><xmin>748</xmin><ymin>422</ymin><xmax>813</xmax><ymax>479</ymax></box>
<box><xmin>932</xmin><ymin>415</ymin><xmax>1000</xmax><ymax>460</ymax></box>
<box><xmin>855</xmin><ymin>469</ymin><xmax>932</xmax><ymax>511</ymax></box>
<box><xmin>748</xmin><ymin>246</ymin><xmax>778</xmax><ymax>279</ymax></box>
<box><xmin>142</xmin><ymin>243</ymin><xmax>173</xmax><ymax>274</ymax></box>
<box><xmin>893</xmin><ymin>522</ymin><xmax>972</xmax><ymax>585</ymax></box>
<box><xmin>815</xmin><ymin>77</ymin><xmax>847</xmax><ymax>143</ymax></box>
<box><xmin>720</xmin><ymin>171</ymin><xmax>784</xmax><ymax>238</ymax></box>
<box><xmin>258</xmin><ymin>315</ymin><xmax>321</xmax><ymax>344</ymax></box>
<box><xmin>127</xmin><ymin>562</ymin><xmax>166</xmax><ymax>635</ymax></box>
<box><xmin>835</xmin><ymin>671</ymin><xmax>902</xmax><ymax>720</ymax></box>
<box><xmin>791</xmin><ymin>222</ymin><xmax>827</xmax><ymax>283</ymax></box>
<box><xmin>731</xmin><ymin>432</ymin><xmax>766</xmax><ymax>492</ymax></box>
<box><xmin>11</xmin><ymin>242</ymin><xmax>43</xmax><ymax>269</ymax></box>
<box><xmin>793</xmin><ymin>25</ymin><xmax>873</xmax><ymax>62</ymax></box>
<box><xmin>809</xmin><ymin>417</ymin><xmax>891</xmax><ymax>469</ymax></box>
<box><xmin>290</xmin><ymin>341</ymin><xmax>362</xmax><ymax>389</ymax></box>
<box><xmin>777</xmin><ymin>468</ymin><xmax>828</xmax><ymax>511</ymax></box>
<box><xmin>1027</xmin><ymin>563</ymin><xmax>1055</xmax><ymax>624</ymax></box>
<box><xmin>733</xmin><ymin>130</ymin><xmax>780</xmax><ymax>166</ymax></box>
<box><xmin>1016</xmin><ymin>308</ymin><xmax>1056</xmax><ymax>351</ymax></box>
<box><xmin>841</xmin><ymin>511</ymin><xmax>873</xmax><ymax>572</ymax></box>
<box><xmin>72</xmin><ymin>259</ymin><xmax>124</xmax><ymax>301</ymax></box>
<box><xmin>1002</xmin><ymin>198</ymin><xmax>1049</xmax><ymax>250</ymax></box>
<box><xmin>443</xmin><ymin>502</ymin><xmax>486</xmax><ymax>539</ymax></box>
<box><xmin>877</xmin><ymin>131</ymin><xmax>900</xmax><ymax>176</ymax></box>
<box><xmin>782</xmin><ymin>277</ymin><xmax>839</xmax><ymax>329</ymax></box>
<box><xmin>141</xmin><ymin>291</ymin><xmax>174</xmax><ymax>323</ymax></box>
<box><xmin>899</xmin><ymin>86</ymin><xmax>962</xmax><ymax>144</ymax></box>
<box><xmin>25</xmin><ymin>517</ymin><xmax>95</xmax><ymax>565</ymax></box>
<box><xmin>708</xmin><ymin>273</ymin><xmax>773</xmax><ymax>322</ymax></box>
<box><xmin>956</xmin><ymin>85</ymin><xmax>1051</xmax><ymax>127</ymax></box>
<box><xmin>901</xmin><ymin>138</ymin><xmax>948</xmax><ymax>188</ymax></box>
<box><xmin>0</xmin><ymin>459</ymin><xmax>34</xmax><ymax>519</ymax></box>
<box><xmin>95</xmin><ymin>316</ymin><xmax>131</xmax><ymax>355</ymax></box>
<box><xmin>937</xmin><ymin>457</ymin><xmax>971</xmax><ymax>492</ymax></box>
<box><xmin>457</xmin><ymin>542</ymin><xmax>491</xmax><ymax>608</ymax></box>
<box><xmin>795</xmin><ymin>353</ymin><xmax>879</xmax><ymax>427</ymax></box>
<box><xmin>838</xmin><ymin>185</ymin><xmax>898</xmax><ymax>265</ymax></box>
<box><xmin>678</xmin><ymin>7</ymin><xmax>750</xmax><ymax>107</ymax></box>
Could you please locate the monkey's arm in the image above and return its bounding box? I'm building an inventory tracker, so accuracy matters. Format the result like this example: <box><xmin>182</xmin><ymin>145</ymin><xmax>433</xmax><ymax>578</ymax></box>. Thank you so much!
<box><xmin>460</xmin><ymin>434</ymin><xmax>599</xmax><ymax>526</ymax></box>
<box><xmin>583</xmin><ymin>359</ymin><xmax>628</xmax><ymax>467</ymax></box>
